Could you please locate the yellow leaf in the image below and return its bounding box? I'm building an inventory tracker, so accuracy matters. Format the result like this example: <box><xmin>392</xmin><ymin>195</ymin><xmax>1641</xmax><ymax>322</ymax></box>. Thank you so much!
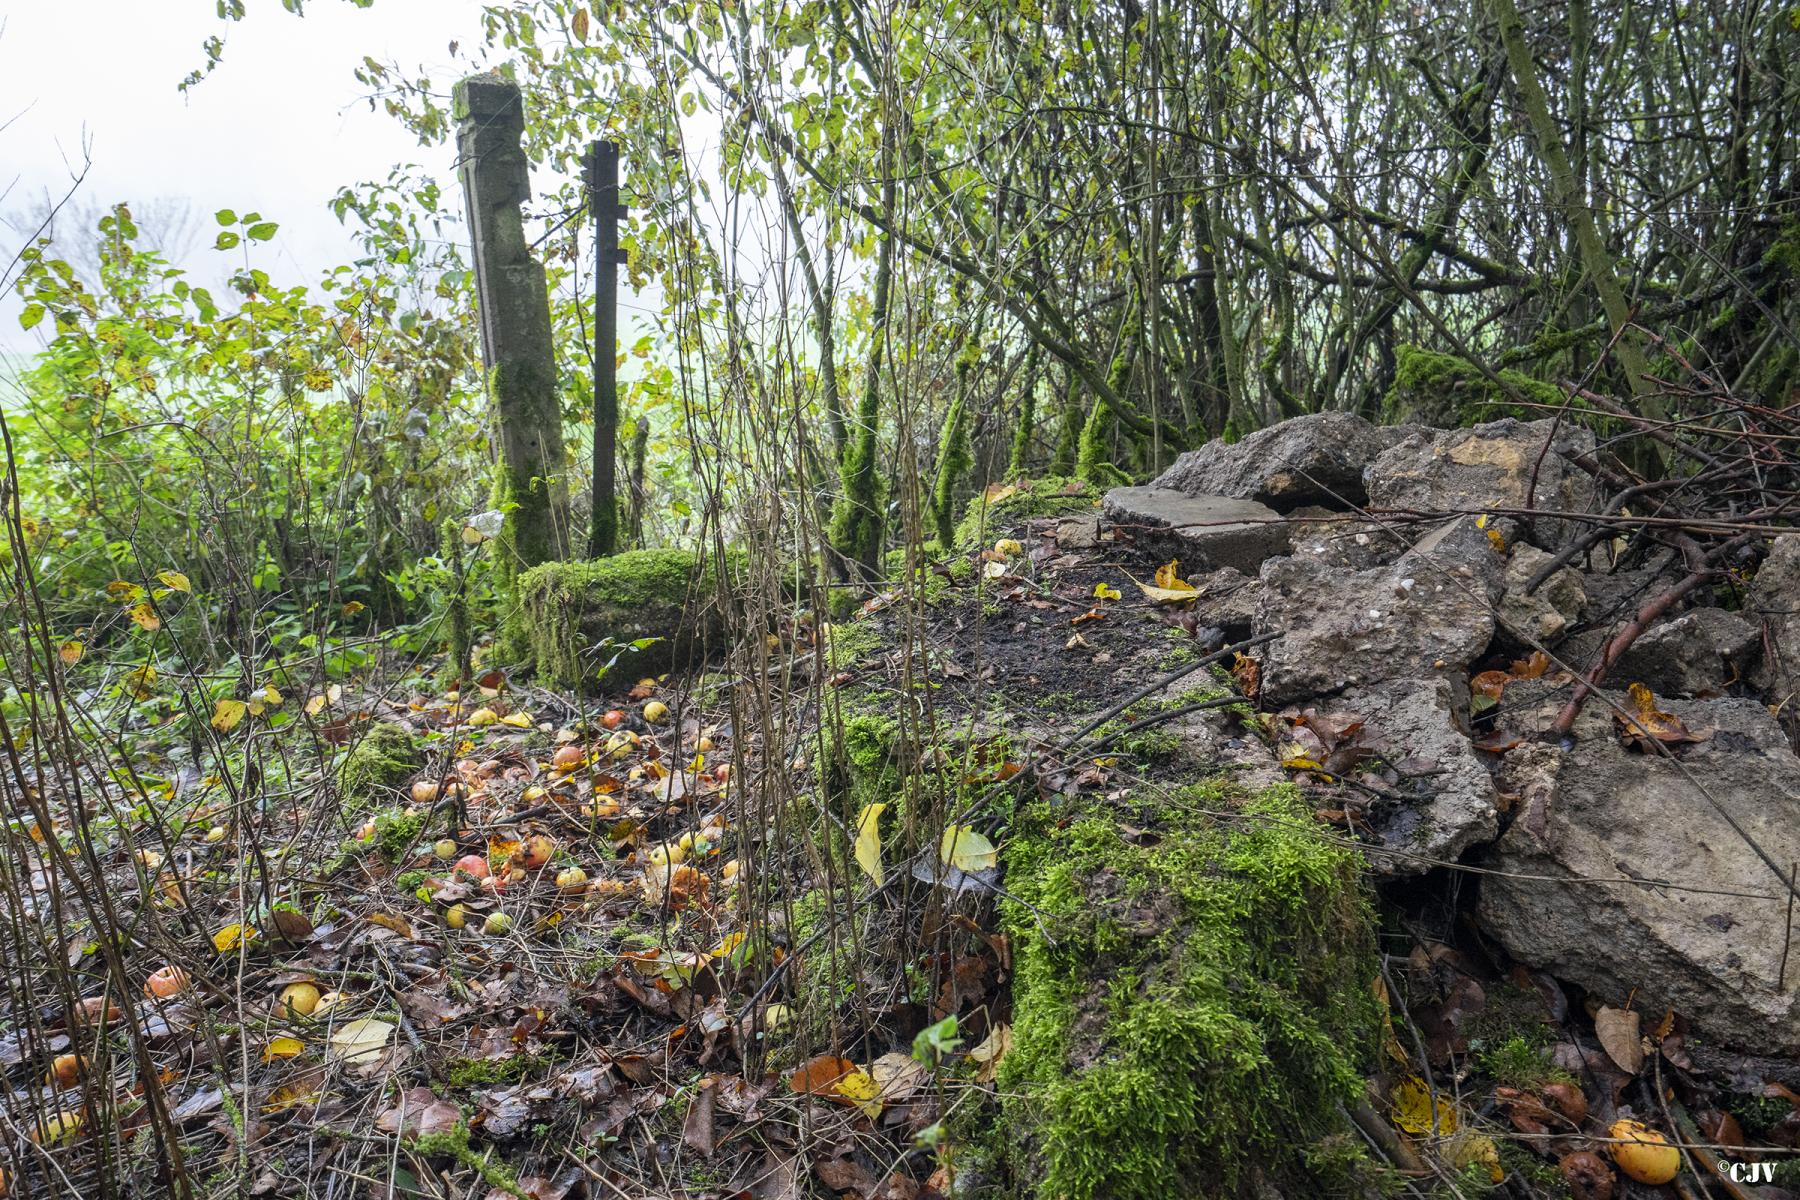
<box><xmin>124</xmin><ymin>664</ymin><xmax>157</xmax><ymax>699</ymax></box>
<box><xmin>1390</xmin><ymin>1074</ymin><xmax>1458</xmax><ymax>1136</ymax></box>
<box><xmin>156</xmin><ymin>570</ymin><xmax>191</xmax><ymax>593</ymax></box>
<box><xmin>499</xmin><ymin>711</ymin><xmax>533</xmax><ymax>728</ymax></box>
<box><xmin>1443</xmin><ymin>1130</ymin><xmax>1502</xmax><ymax>1183</ymax></box>
<box><xmin>853</xmin><ymin>803</ymin><xmax>886</xmax><ymax>887</ymax></box>
<box><xmin>1092</xmin><ymin>582</ymin><xmax>1121</xmax><ymax>601</ymax></box>
<box><xmin>467</xmin><ymin>707</ymin><xmax>499</xmax><ymax>727</ymax></box>
<box><xmin>327</xmin><ymin>1017</ymin><xmax>394</xmax><ymax>1066</ymax></box>
<box><xmin>128</xmin><ymin>602</ymin><xmax>161</xmax><ymax>631</ymax></box>
<box><xmin>835</xmin><ymin>1066</ymin><xmax>883</xmax><ymax>1118</ymax></box>
<box><xmin>1153</xmin><ymin>559</ymin><xmax>1194</xmax><ymax>593</ymax></box>
<box><xmin>262</xmin><ymin>1036</ymin><xmax>304</xmax><ymax>1062</ymax></box>
<box><xmin>328</xmin><ymin>683</ymin><xmax>343</xmax><ymax>703</ymax></box>
<box><xmin>1129</xmin><ymin>571</ymin><xmax>1198</xmax><ymax>605</ymax></box>
<box><xmin>210</xmin><ymin>699</ymin><xmax>249</xmax><ymax>732</ymax></box>
<box><xmin>106</xmin><ymin>579</ymin><xmax>143</xmax><ymax>602</ymax></box>
<box><xmin>983</xmin><ymin>482</ymin><xmax>1021</xmax><ymax>504</ymax></box>
<box><xmin>305</xmin><ymin>694</ymin><xmax>326</xmax><ymax>716</ymax></box>
<box><xmin>263</xmin><ymin>1082</ymin><xmax>321</xmax><ymax>1113</ymax></box>
<box><xmin>571</xmin><ymin>4</ymin><xmax>589</xmax><ymax>40</ymax></box>
<box><xmin>262</xmin><ymin>684</ymin><xmax>284</xmax><ymax>706</ymax></box>
<box><xmin>939</xmin><ymin>824</ymin><xmax>998</xmax><ymax>872</ymax></box>
<box><xmin>58</xmin><ymin>640</ymin><xmax>83</xmax><ymax>665</ymax></box>
<box><xmin>340</xmin><ymin>600</ymin><xmax>365</xmax><ymax>617</ymax></box>
<box><xmin>212</xmin><ymin>923</ymin><xmax>257</xmax><ymax>953</ymax></box>
<box><xmin>461</xmin><ymin>524</ymin><xmax>485</xmax><ymax>546</ymax></box>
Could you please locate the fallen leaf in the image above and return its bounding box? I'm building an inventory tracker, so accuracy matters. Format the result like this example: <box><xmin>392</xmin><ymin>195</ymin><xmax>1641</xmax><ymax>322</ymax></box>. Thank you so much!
<box><xmin>853</xmin><ymin>803</ymin><xmax>886</xmax><ymax>887</ymax></box>
<box><xmin>787</xmin><ymin>1054</ymin><xmax>854</xmax><ymax>1097</ymax></box>
<box><xmin>328</xmin><ymin>1018</ymin><xmax>394</xmax><ymax>1066</ymax></box>
<box><xmin>967</xmin><ymin>1023</ymin><xmax>1013</xmax><ymax>1083</ymax></box>
<box><xmin>1617</xmin><ymin>683</ymin><xmax>1707</xmax><ymax>748</ymax></box>
<box><xmin>939</xmin><ymin>825</ymin><xmax>998</xmax><ymax>872</ymax></box>
<box><xmin>836</xmin><ymin>1065</ymin><xmax>883</xmax><ymax>1118</ymax></box>
<box><xmin>1390</xmin><ymin>1074</ymin><xmax>1458</xmax><ymax>1135</ymax></box>
<box><xmin>1594</xmin><ymin>1005</ymin><xmax>1644</xmax><ymax>1074</ymax></box>
<box><xmin>1092</xmin><ymin>582</ymin><xmax>1121</xmax><ymax>601</ymax></box>
<box><xmin>262</xmin><ymin>1037</ymin><xmax>304</xmax><ymax>1062</ymax></box>
<box><xmin>376</xmin><ymin>1086</ymin><xmax>461</xmax><ymax>1138</ymax></box>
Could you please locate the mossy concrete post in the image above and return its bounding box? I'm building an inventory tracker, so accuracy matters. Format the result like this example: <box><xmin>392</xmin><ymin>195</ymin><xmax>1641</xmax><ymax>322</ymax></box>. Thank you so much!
<box><xmin>455</xmin><ymin>72</ymin><xmax>570</xmax><ymax>612</ymax></box>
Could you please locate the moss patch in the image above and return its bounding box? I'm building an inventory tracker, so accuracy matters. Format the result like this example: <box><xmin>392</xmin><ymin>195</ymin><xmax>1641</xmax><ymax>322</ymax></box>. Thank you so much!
<box><xmin>339</xmin><ymin>722</ymin><xmax>423</xmax><ymax>812</ymax></box>
<box><xmin>998</xmin><ymin>781</ymin><xmax>1380</xmax><ymax>1199</ymax></box>
<box><xmin>953</xmin><ymin>475</ymin><xmax>1100</xmax><ymax>550</ymax></box>
<box><xmin>517</xmin><ymin>548</ymin><xmax>744</xmax><ymax>691</ymax></box>
<box><xmin>1384</xmin><ymin>346</ymin><xmax>1566</xmax><ymax>427</ymax></box>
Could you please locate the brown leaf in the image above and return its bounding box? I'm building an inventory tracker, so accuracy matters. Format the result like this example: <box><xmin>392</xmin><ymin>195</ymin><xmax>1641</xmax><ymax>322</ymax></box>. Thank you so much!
<box><xmin>787</xmin><ymin>1054</ymin><xmax>854</xmax><ymax>1098</ymax></box>
<box><xmin>376</xmin><ymin>1086</ymin><xmax>462</xmax><ymax>1138</ymax></box>
<box><xmin>1593</xmin><ymin>1005</ymin><xmax>1644</xmax><ymax>1075</ymax></box>
<box><xmin>682</xmin><ymin>1075</ymin><xmax>717</xmax><ymax>1157</ymax></box>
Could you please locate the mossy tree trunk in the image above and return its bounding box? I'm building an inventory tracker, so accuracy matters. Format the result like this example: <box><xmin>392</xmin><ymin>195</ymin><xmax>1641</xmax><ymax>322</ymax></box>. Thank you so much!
<box><xmin>930</xmin><ymin>332</ymin><xmax>980</xmax><ymax>547</ymax></box>
<box><xmin>829</xmin><ymin>124</ymin><xmax>897</xmax><ymax>579</ymax></box>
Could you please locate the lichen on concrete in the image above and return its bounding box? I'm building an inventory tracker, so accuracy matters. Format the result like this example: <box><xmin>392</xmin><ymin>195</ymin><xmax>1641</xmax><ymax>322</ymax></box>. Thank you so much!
<box><xmin>953</xmin><ymin>476</ymin><xmax>1100</xmax><ymax>550</ymax></box>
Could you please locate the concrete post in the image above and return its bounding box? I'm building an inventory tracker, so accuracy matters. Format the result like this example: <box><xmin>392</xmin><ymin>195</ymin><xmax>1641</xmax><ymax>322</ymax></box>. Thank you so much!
<box><xmin>454</xmin><ymin>71</ymin><xmax>570</xmax><ymax>589</ymax></box>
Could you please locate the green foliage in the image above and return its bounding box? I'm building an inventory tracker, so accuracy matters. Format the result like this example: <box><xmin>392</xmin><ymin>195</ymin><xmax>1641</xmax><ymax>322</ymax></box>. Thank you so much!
<box><xmin>999</xmin><ymin>783</ymin><xmax>1380</xmax><ymax>1199</ymax></box>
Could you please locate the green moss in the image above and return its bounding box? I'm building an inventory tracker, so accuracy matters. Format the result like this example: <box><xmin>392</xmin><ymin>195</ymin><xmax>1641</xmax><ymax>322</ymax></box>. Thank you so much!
<box><xmin>822</xmin><ymin>620</ymin><xmax>883</xmax><ymax>672</ymax></box>
<box><xmin>441</xmin><ymin>1053</ymin><xmax>548</xmax><ymax>1088</ymax></box>
<box><xmin>952</xmin><ymin>476</ymin><xmax>1100</xmax><ymax>550</ymax></box>
<box><xmin>517</xmin><ymin>548</ymin><xmax>744</xmax><ymax>690</ymax></box>
<box><xmin>1477</xmin><ymin>1035</ymin><xmax>1571</xmax><ymax>1091</ymax></box>
<box><xmin>413</xmin><ymin>1121</ymin><xmax>528</xmax><ymax>1199</ymax></box>
<box><xmin>1384</xmin><ymin>346</ymin><xmax>1567</xmax><ymax>426</ymax></box>
<box><xmin>999</xmin><ymin>782</ymin><xmax>1380</xmax><ymax>1199</ymax></box>
<box><xmin>339</xmin><ymin>723</ymin><xmax>423</xmax><ymax>812</ymax></box>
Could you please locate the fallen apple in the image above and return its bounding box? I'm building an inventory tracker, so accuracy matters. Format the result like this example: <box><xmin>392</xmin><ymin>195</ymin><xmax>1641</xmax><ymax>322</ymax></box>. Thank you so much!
<box><xmin>482</xmin><ymin>912</ymin><xmax>514</xmax><ymax>936</ymax></box>
<box><xmin>514</xmin><ymin>834</ymin><xmax>557</xmax><ymax>871</ymax></box>
<box><xmin>47</xmin><ymin>1053</ymin><xmax>84</xmax><ymax>1089</ymax></box>
<box><xmin>452</xmin><ymin>854</ymin><xmax>490</xmax><ymax>880</ymax></box>
<box><xmin>145</xmin><ymin>965</ymin><xmax>190</xmax><ymax>1000</ymax></box>
<box><xmin>433</xmin><ymin>838</ymin><xmax>458</xmax><ymax>860</ymax></box>
<box><xmin>444</xmin><ymin>904</ymin><xmax>468</xmax><ymax>930</ymax></box>
<box><xmin>205</xmin><ymin>825</ymin><xmax>227</xmax><ymax>843</ymax></box>
<box><xmin>555</xmin><ymin>866</ymin><xmax>589</xmax><ymax>892</ymax></box>
<box><xmin>410</xmin><ymin>779</ymin><xmax>439</xmax><ymax>805</ymax></box>
<box><xmin>277</xmin><ymin>981</ymin><xmax>322</xmax><ymax>1018</ymax></box>
<box><xmin>552</xmin><ymin>744</ymin><xmax>585</xmax><ymax>770</ymax></box>
<box><xmin>1608</xmin><ymin>1119</ymin><xmax>1679</xmax><ymax>1185</ymax></box>
<box><xmin>642</xmin><ymin>700</ymin><xmax>670</xmax><ymax>724</ymax></box>
<box><xmin>600</xmin><ymin>709</ymin><xmax>626</xmax><ymax>729</ymax></box>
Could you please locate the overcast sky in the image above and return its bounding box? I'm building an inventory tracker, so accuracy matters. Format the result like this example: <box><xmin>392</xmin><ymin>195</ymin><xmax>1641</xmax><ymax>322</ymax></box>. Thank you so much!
<box><xmin>1</xmin><ymin>0</ymin><xmax>493</xmax><ymax>354</ymax></box>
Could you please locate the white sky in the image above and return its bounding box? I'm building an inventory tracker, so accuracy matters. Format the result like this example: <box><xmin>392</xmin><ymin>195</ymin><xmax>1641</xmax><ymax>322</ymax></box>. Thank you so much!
<box><xmin>0</xmin><ymin>0</ymin><xmax>492</xmax><ymax>354</ymax></box>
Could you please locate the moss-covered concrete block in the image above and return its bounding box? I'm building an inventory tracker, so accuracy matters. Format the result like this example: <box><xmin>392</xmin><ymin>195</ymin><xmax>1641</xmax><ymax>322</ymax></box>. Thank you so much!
<box><xmin>999</xmin><ymin>782</ymin><xmax>1381</xmax><ymax>1198</ymax></box>
<box><xmin>953</xmin><ymin>476</ymin><xmax>1100</xmax><ymax>549</ymax></box>
<box><xmin>517</xmin><ymin>548</ymin><xmax>744</xmax><ymax>691</ymax></box>
<box><xmin>339</xmin><ymin>722</ymin><xmax>424</xmax><ymax>812</ymax></box>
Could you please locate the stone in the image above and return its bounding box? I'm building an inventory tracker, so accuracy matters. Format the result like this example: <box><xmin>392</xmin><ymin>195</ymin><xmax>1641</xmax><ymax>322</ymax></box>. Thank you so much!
<box><xmin>1399</xmin><ymin>516</ymin><xmax>1510</xmax><ymax>600</ymax></box>
<box><xmin>1364</xmin><ymin>417</ymin><xmax>1597</xmax><ymax>549</ymax></box>
<box><xmin>1748</xmin><ymin>536</ymin><xmax>1800</xmax><ymax>709</ymax></box>
<box><xmin>1477</xmin><ymin>686</ymin><xmax>1800</xmax><ymax>1052</ymax></box>
<box><xmin>1101</xmin><ymin>488</ymin><xmax>1291</xmax><ymax>574</ymax></box>
<box><xmin>1497</xmin><ymin>544</ymin><xmax>1587</xmax><ymax>646</ymax></box>
<box><xmin>1148</xmin><ymin>412</ymin><xmax>1411</xmax><ymax>510</ymax></box>
<box><xmin>1289</xmin><ymin>678</ymin><xmax>1499</xmax><ymax>875</ymax></box>
<box><xmin>1184</xmin><ymin>566</ymin><xmax>1259</xmax><ymax>638</ymax></box>
<box><xmin>1607</xmin><ymin>608</ymin><xmax>1760</xmax><ymax>697</ymax></box>
<box><xmin>1253</xmin><ymin>554</ymin><xmax>1495</xmax><ymax>706</ymax></box>
<box><xmin>1286</xmin><ymin>512</ymin><xmax>1410</xmax><ymax>571</ymax></box>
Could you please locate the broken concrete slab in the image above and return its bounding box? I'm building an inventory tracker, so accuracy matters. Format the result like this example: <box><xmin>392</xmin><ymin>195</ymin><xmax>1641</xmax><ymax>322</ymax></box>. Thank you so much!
<box><xmin>1364</xmin><ymin>417</ymin><xmax>1598</xmax><ymax>548</ymax></box>
<box><xmin>1497</xmin><ymin>544</ymin><xmax>1588</xmax><ymax>647</ymax></box>
<box><xmin>1253</xmin><ymin>554</ymin><xmax>1495</xmax><ymax>706</ymax></box>
<box><xmin>1610</xmin><ymin>607</ymin><xmax>1760</xmax><ymax>697</ymax></box>
<box><xmin>1101</xmin><ymin>488</ymin><xmax>1290</xmax><ymax>574</ymax></box>
<box><xmin>1749</xmin><ymin>536</ymin><xmax>1800</xmax><ymax>711</ymax></box>
<box><xmin>1477</xmin><ymin>686</ymin><xmax>1800</xmax><ymax>1053</ymax></box>
<box><xmin>1289</xmin><ymin>677</ymin><xmax>1499</xmax><ymax>875</ymax></box>
<box><xmin>1149</xmin><ymin>411</ymin><xmax>1413</xmax><ymax>510</ymax></box>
